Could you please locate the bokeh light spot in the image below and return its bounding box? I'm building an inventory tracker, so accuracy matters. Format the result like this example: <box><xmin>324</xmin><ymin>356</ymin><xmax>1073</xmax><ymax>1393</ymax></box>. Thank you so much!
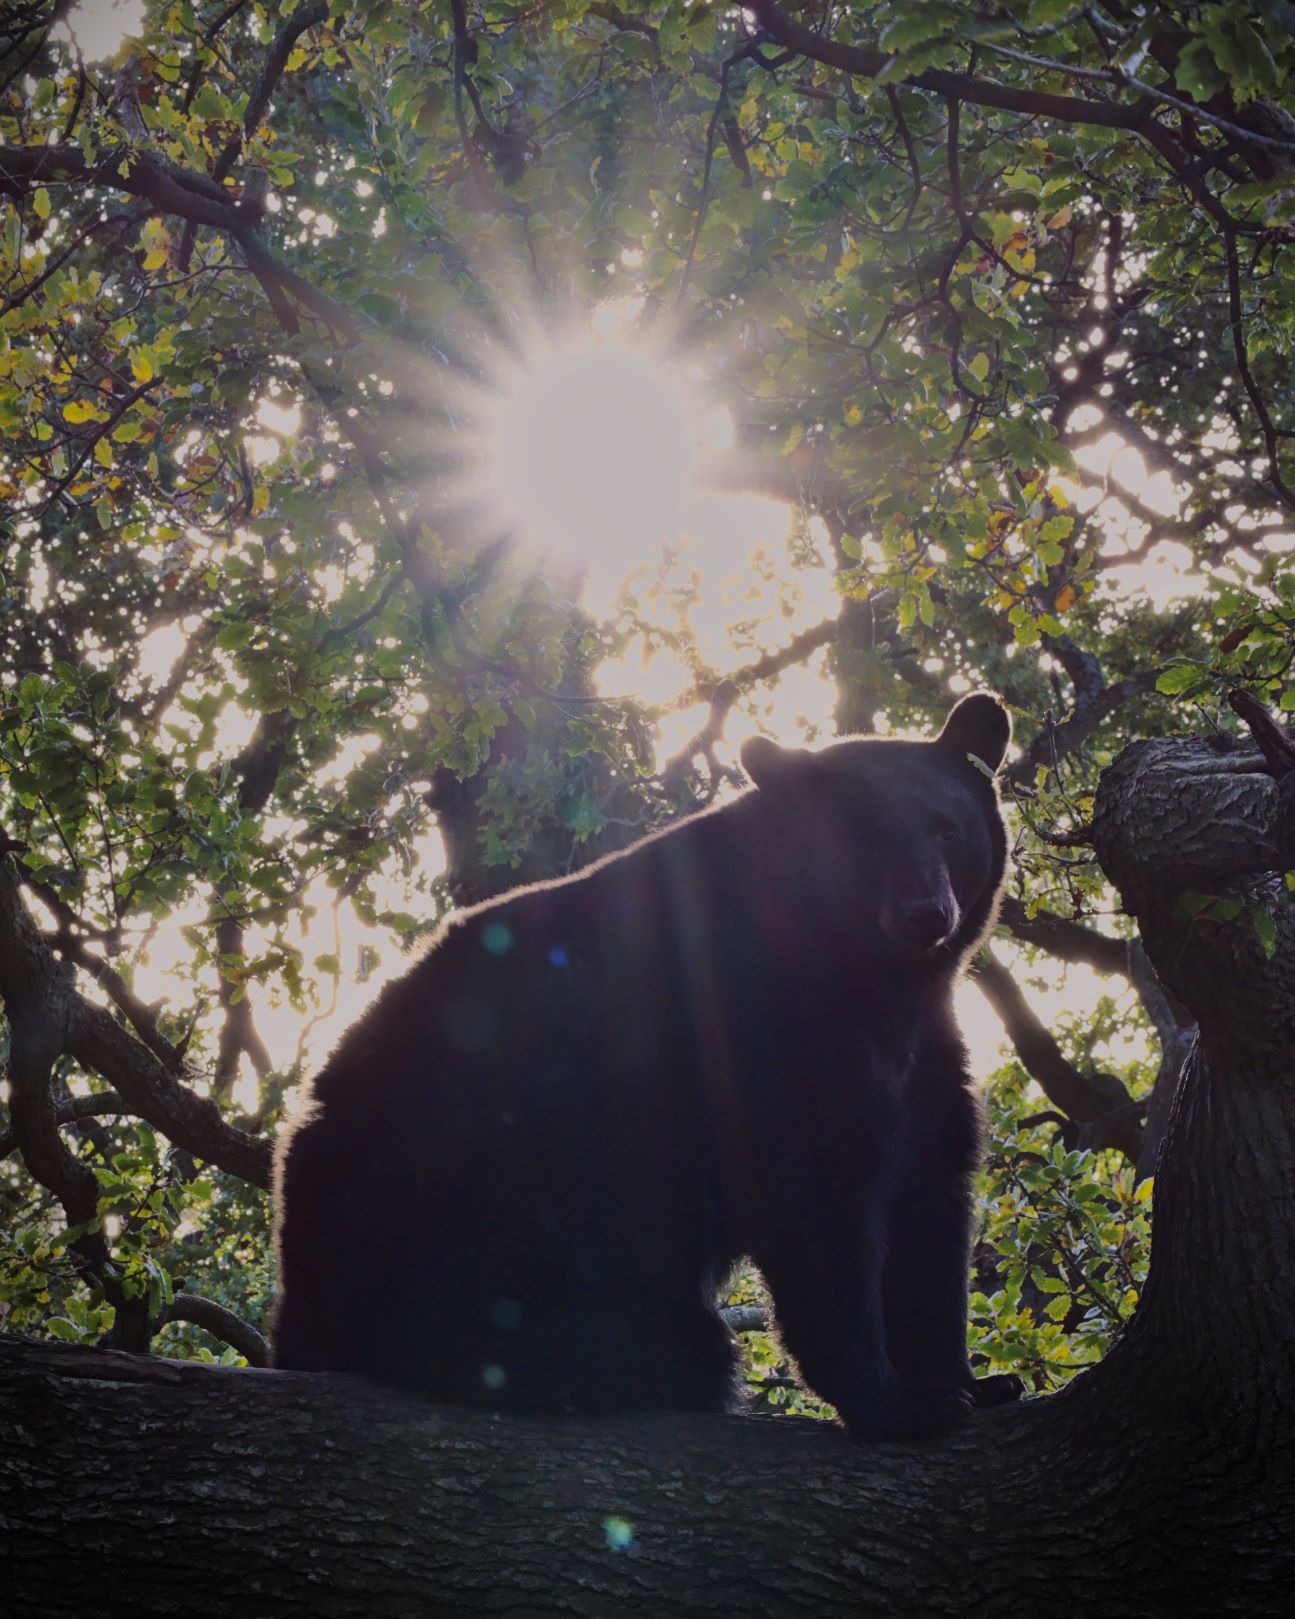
<box><xmin>603</xmin><ymin>1516</ymin><xmax>635</xmax><ymax>1552</ymax></box>
<box><xmin>481</xmin><ymin>921</ymin><xmax>513</xmax><ymax>956</ymax></box>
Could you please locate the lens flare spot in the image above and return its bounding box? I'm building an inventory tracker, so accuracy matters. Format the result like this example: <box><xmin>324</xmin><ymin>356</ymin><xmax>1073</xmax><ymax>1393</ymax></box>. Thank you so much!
<box><xmin>548</xmin><ymin>946</ymin><xmax>569</xmax><ymax>969</ymax></box>
<box><xmin>482</xmin><ymin>1363</ymin><xmax>507</xmax><ymax>1391</ymax></box>
<box><xmin>603</xmin><ymin>1516</ymin><xmax>635</xmax><ymax>1553</ymax></box>
<box><xmin>481</xmin><ymin>921</ymin><xmax>513</xmax><ymax>956</ymax></box>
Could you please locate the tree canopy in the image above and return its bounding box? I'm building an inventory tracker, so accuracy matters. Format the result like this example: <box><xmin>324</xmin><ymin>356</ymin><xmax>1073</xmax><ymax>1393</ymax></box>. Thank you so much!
<box><xmin>1</xmin><ymin>0</ymin><xmax>1294</xmax><ymax>1399</ymax></box>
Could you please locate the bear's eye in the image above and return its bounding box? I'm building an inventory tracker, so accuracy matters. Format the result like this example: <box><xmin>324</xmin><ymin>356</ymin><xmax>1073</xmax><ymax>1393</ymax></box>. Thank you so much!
<box><xmin>931</xmin><ymin>815</ymin><xmax>959</xmax><ymax>846</ymax></box>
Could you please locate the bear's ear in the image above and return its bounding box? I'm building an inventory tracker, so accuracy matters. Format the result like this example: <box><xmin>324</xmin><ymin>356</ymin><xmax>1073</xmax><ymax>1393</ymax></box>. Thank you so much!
<box><xmin>937</xmin><ymin>693</ymin><xmax>1012</xmax><ymax>773</ymax></box>
<box><xmin>740</xmin><ymin>736</ymin><xmax>814</xmax><ymax>792</ymax></box>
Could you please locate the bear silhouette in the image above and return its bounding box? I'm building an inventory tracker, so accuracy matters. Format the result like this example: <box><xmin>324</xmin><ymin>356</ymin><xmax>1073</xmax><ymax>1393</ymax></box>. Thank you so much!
<box><xmin>273</xmin><ymin>693</ymin><xmax>1019</xmax><ymax>1439</ymax></box>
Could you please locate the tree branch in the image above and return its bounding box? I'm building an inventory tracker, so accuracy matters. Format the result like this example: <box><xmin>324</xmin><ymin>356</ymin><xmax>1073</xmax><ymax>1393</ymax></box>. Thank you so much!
<box><xmin>66</xmin><ymin>999</ymin><xmax>271</xmax><ymax>1188</ymax></box>
<box><xmin>0</xmin><ymin>143</ymin><xmax>264</xmax><ymax>229</ymax></box>
<box><xmin>997</xmin><ymin>896</ymin><xmax>1129</xmax><ymax>977</ymax></box>
<box><xmin>970</xmin><ymin>948</ymin><xmax>1143</xmax><ymax>1157</ymax></box>
<box><xmin>0</xmin><ymin>1089</ymin><xmax>126</xmax><ymax>1161</ymax></box>
<box><xmin>179</xmin><ymin>2</ymin><xmax>329</xmax><ymax>269</ymax></box>
<box><xmin>0</xmin><ymin>858</ymin><xmax>144</xmax><ymax>1340</ymax></box>
<box><xmin>1009</xmin><ymin>663</ymin><xmax>1163</xmax><ymax>787</ymax></box>
<box><xmin>746</xmin><ymin>2</ymin><xmax>1152</xmax><ymax>129</ymax></box>
<box><xmin>156</xmin><ymin>1294</ymin><xmax>269</xmax><ymax>1367</ymax></box>
<box><xmin>682</xmin><ymin>618</ymin><xmax>837</xmax><ymax>705</ymax></box>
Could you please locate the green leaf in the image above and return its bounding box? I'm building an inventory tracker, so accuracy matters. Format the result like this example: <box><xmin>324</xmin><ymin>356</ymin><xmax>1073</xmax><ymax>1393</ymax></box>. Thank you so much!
<box><xmin>1175</xmin><ymin>38</ymin><xmax>1228</xmax><ymax>101</ymax></box>
<box><xmin>191</xmin><ymin>84</ymin><xmax>234</xmax><ymax>122</ymax></box>
<box><xmin>1156</xmin><ymin>664</ymin><xmax>1204</xmax><ymax>696</ymax></box>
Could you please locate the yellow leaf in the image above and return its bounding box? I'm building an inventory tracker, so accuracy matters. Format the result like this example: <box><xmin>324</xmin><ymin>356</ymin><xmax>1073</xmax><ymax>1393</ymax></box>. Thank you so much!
<box><xmin>1135</xmin><ymin>1178</ymin><xmax>1154</xmax><ymax>1202</ymax></box>
<box><xmin>62</xmin><ymin>398</ymin><xmax>98</xmax><ymax>424</ymax></box>
<box><xmin>1047</xmin><ymin>204</ymin><xmax>1073</xmax><ymax>230</ymax></box>
<box><xmin>1055</xmin><ymin>584</ymin><xmax>1077</xmax><ymax>613</ymax></box>
<box><xmin>140</xmin><ymin>219</ymin><xmax>170</xmax><ymax>272</ymax></box>
<box><xmin>252</xmin><ymin>485</ymin><xmax>270</xmax><ymax>514</ymax></box>
<box><xmin>94</xmin><ymin>437</ymin><xmax>112</xmax><ymax>469</ymax></box>
<box><xmin>130</xmin><ymin>350</ymin><xmax>155</xmax><ymax>383</ymax></box>
<box><xmin>33</xmin><ymin>186</ymin><xmax>50</xmax><ymax>220</ymax></box>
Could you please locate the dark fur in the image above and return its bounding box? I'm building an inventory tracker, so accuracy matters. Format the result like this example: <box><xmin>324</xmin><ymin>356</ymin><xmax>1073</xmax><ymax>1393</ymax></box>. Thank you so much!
<box><xmin>273</xmin><ymin>694</ymin><xmax>1017</xmax><ymax>1439</ymax></box>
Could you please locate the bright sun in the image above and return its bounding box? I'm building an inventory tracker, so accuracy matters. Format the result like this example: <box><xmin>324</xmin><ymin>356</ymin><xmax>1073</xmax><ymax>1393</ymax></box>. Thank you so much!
<box><xmin>472</xmin><ymin>303</ymin><xmax>731</xmax><ymax>608</ymax></box>
<box><xmin>55</xmin><ymin>0</ymin><xmax>147</xmax><ymax>61</ymax></box>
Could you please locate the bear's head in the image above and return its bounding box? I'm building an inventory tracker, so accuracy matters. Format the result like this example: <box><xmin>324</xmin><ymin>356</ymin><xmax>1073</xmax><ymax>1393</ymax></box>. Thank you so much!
<box><xmin>739</xmin><ymin>694</ymin><xmax>1011</xmax><ymax>962</ymax></box>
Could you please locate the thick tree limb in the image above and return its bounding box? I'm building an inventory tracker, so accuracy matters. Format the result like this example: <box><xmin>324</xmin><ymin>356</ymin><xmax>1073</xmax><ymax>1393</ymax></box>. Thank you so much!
<box><xmin>2</xmin><ymin>1330</ymin><xmax>1291</xmax><ymax>1616</ymax></box>
<box><xmin>0</xmin><ymin>143</ymin><xmax>263</xmax><ymax>228</ymax></box>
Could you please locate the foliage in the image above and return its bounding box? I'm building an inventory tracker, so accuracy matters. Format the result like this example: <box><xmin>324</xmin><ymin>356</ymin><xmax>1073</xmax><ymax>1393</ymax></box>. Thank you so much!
<box><xmin>972</xmin><ymin>1076</ymin><xmax>1153</xmax><ymax>1392</ymax></box>
<box><xmin>1</xmin><ymin>2</ymin><xmax>1292</xmax><ymax>1384</ymax></box>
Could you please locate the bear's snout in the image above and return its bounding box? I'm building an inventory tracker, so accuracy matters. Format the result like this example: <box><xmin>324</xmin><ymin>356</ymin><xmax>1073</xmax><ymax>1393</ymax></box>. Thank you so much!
<box><xmin>881</xmin><ymin>894</ymin><xmax>960</xmax><ymax>954</ymax></box>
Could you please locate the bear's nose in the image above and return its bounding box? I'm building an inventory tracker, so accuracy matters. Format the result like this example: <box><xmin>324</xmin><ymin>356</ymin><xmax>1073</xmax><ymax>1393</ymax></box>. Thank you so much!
<box><xmin>896</xmin><ymin>904</ymin><xmax>952</xmax><ymax>950</ymax></box>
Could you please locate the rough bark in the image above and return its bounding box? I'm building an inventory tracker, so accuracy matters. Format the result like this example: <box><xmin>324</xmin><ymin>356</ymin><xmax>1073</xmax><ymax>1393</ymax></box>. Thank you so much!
<box><xmin>1091</xmin><ymin>726</ymin><xmax>1295</xmax><ymax>1389</ymax></box>
<box><xmin>0</xmin><ymin>1333</ymin><xmax>1289</xmax><ymax>1619</ymax></box>
<box><xmin>3</xmin><ymin>718</ymin><xmax>1295</xmax><ymax>1615</ymax></box>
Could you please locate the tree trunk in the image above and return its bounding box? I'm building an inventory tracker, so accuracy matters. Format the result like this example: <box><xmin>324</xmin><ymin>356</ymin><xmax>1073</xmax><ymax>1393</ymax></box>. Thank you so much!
<box><xmin>3</xmin><ymin>722</ymin><xmax>1295</xmax><ymax>1616</ymax></box>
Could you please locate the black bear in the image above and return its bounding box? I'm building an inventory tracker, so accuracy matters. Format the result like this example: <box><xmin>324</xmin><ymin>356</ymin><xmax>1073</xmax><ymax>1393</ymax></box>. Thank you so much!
<box><xmin>273</xmin><ymin>693</ymin><xmax>1020</xmax><ymax>1439</ymax></box>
